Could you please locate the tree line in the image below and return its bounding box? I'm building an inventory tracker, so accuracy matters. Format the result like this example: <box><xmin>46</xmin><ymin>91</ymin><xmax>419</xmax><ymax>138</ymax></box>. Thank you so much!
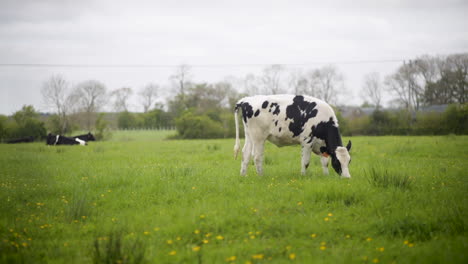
<box><xmin>0</xmin><ymin>53</ymin><xmax>466</xmax><ymax>141</ymax></box>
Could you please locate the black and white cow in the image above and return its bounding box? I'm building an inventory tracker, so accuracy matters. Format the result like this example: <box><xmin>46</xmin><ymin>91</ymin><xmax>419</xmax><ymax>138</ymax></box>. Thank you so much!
<box><xmin>234</xmin><ymin>95</ymin><xmax>352</xmax><ymax>177</ymax></box>
<box><xmin>73</xmin><ymin>132</ymin><xmax>96</xmax><ymax>142</ymax></box>
<box><xmin>6</xmin><ymin>136</ymin><xmax>35</xmax><ymax>143</ymax></box>
<box><xmin>46</xmin><ymin>133</ymin><xmax>87</xmax><ymax>146</ymax></box>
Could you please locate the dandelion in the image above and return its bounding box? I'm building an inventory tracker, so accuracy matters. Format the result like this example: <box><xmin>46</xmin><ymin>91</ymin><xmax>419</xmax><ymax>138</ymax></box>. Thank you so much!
<box><xmin>345</xmin><ymin>234</ymin><xmax>351</xmax><ymax>239</ymax></box>
<box><xmin>373</xmin><ymin>258</ymin><xmax>379</xmax><ymax>263</ymax></box>
<box><xmin>377</xmin><ymin>247</ymin><xmax>384</xmax><ymax>252</ymax></box>
<box><xmin>176</xmin><ymin>236</ymin><xmax>181</xmax><ymax>241</ymax></box>
<box><xmin>328</xmin><ymin>213</ymin><xmax>333</xmax><ymax>217</ymax></box>
<box><xmin>200</xmin><ymin>214</ymin><xmax>206</xmax><ymax>219</ymax></box>
<box><xmin>297</xmin><ymin>201</ymin><xmax>303</xmax><ymax>206</ymax></box>
<box><xmin>154</xmin><ymin>227</ymin><xmax>160</xmax><ymax>232</ymax></box>
<box><xmin>216</xmin><ymin>235</ymin><xmax>224</xmax><ymax>240</ymax></box>
<box><xmin>226</xmin><ymin>256</ymin><xmax>236</xmax><ymax>262</ymax></box>
<box><xmin>21</xmin><ymin>242</ymin><xmax>28</xmax><ymax>247</ymax></box>
<box><xmin>64</xmin><ymin>242</ymin><xmax>68</xmax><ymax>247</ymax></box>
<box><xmin>252</xmin><ymin>254</ymin><xmax>264</xmax><ymax>260</ymax></box>
<box><xmin>310</xmin><ymin>233</ymin><xmax>317</xmax><ymax>238</ymax></box>
<box><xmin>192</xmin><ymin>246</ymin><xmax>201</xmax><ymax>252</ymax></box>
<box><xmin>192</xmin><ymin>186</ymin><xmax>196</xmax><ymax>190</ymax></box>
<box><xmin>289</xmin><ymin>253</ymin><xmax>296</xmax><ymax>260</ymax></box>
<box><xmin>320</xmin><ymin>246</ymin><xmax>326</xmax><ymax>250</ymax></box>
<box><xmin>203</xmin><ymin>239</ymin><xmax>209</xmax><ymax>244</ymax></box>
<box><xmin>143</xmin><ymin>231</ymin><xmax>150</xmax><ymax>235</ymax></box>
<box><xmin>167</xmin><ymin>240</ymin><xmax>173</xmax><ymax>244</ymax></box>
<box><xmin>366</xmin><ymin>237</ymin><xmax>372</xmax><ymax>242</ymax></box>
<box><xmin>82</xmin><ymin>216</ymin><xmax>87</xmax><ymax>219</ymax></box>
<box><xmin>324</xmin><ymin>217</ymin><xmax>329</xmax><ymax>221</ymax></box>
<box><xmin>194</xmin><ymin>229</ymin><xmax>200</xmax><ymax>234</ymax></box>
<box><xmin>205</xmin><ymin>232</ymin><xmax>212</xmax><ymax>238</ymax></box>
<box><xmin>250</xmin><ymin>235</ymin><xmax>256</xmax><ymax>239</ymax></box>
<box><xmin>169</xmin><ymin>250</ymin><xmax>177</xmax><ymax>256</ymax></box>
<box><xmin>408</xmin><ymin>243</ymin><xmax>415</xmax><ymax>248</ymax></box>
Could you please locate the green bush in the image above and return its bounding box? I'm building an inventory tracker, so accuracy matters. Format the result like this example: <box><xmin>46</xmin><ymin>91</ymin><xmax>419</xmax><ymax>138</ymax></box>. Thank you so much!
<box><xmin>443</xmin><ymin>104</ymin><xmax>468</xmax><ymax>134</ymax></box>
<box><xmin>175</xmin><ymin>111</ymin><xmax>224</xmax><ymax>139</ymax></box>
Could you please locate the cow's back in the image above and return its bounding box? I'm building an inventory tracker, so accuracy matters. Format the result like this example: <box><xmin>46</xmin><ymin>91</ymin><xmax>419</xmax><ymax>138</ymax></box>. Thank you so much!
<box><xmin>237</xmin><ymin>95</ymin><xmax>338</xmax><ymax>147</ymax></box>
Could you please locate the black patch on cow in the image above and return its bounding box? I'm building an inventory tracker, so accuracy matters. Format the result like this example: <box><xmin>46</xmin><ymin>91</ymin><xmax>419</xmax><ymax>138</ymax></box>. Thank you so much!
<box><xmin>236</xmin><ymin>102</ymin><xmax>254</xmax><ymax>123</ymax></box>
<box><xmin>268</xmin><ymin>103</ymin><xmax>280</xmax><ymax>115</ymax></box>
<box><xmin>254</xmin><ymin>109</ymin><xmax>260</xmax><ymax>117</ymax></box>
<box><xmin>305</xmin><ymin>163</ymin><xmax>310</xmax><ymax>169</ymax></box>
<box><xmin>274</xmin><ymin>120</ymin><xmax>278</xmax><ymax>126</ymax></box>
<box><xmin>285</xmin><ymin>96</ymin><xmax>318</xmax><ymax>137</ymax></box>
<box><xmin>262</xmin><ymin>101</ymin><xmax>269</xmax><ymax>109</ymax></box>
<box><xmin>311</xmin><ymin>117</ymin><xmax>343</xmax><ymax>154</ymax></box>
<box><xmin>279</xmin><ymin>127</ymin><xmax>282</xmax><ymax>132</ymax></box>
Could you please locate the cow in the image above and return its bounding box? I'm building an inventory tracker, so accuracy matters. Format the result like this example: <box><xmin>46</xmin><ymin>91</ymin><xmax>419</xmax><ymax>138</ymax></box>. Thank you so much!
<box><xmin>233</xmin><ymin>95</ymin><xmax>352</xmax><ymax>177</ymax></box>
<box><xmin>6</xmin><ymin>136</ymin><xmax>35</xmax><ymax>144</ymax></box>
<box><xmin>73</xmin><ymin>132</ymin><xmax>96</xmax><ymax>142</ymax></box>
<box><xmin>46</xmin><ymin>133</ymin><xmax>87</xmax><ymax>146</ymax></box>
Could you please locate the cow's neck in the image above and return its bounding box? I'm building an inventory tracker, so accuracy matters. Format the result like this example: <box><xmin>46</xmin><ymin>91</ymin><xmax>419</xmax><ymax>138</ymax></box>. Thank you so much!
<box><xmin>325</xmin><ymin>125</ymin><xmax>343</xmax><ymax>155</ymax></box>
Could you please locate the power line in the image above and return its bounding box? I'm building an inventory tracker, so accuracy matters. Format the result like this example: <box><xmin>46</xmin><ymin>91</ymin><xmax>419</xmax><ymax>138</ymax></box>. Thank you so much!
<box><xmin>0</xmin><ymin>59</ymin><xmax>405</xmax><ymax>69</ymax></box>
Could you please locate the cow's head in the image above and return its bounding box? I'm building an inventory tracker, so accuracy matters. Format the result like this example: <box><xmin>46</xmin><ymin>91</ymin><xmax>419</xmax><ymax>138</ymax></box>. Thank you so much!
<box><xmin>46</xmin><ymin>133</ymin><xmax>55</xmax><ymax>145</ymax></box>
<box><xmin>87</xmin><ymin>132</ymin><xmax>96</xmax><ymax>141</ymax></box>
<box><xmin>322</xmin><ymin>140</ymin><xmax>352</xmax><ymax>178</ymax></box>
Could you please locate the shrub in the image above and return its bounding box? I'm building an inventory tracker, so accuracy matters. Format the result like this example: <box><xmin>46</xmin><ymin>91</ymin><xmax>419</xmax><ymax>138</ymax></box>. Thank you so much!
<box><xmin>175</xmin><ymin>111</ymin><xmax>224</xmax><ymax>139</ymax></box>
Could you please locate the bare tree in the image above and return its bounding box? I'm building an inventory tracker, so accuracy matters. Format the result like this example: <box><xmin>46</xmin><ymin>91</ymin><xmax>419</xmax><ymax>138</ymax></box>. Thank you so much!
<box><xmin>73</xmin><ymin>80</ymin><xmax>107</xmax><ymax>130</ymax></box>
<box><xmin>306</xmin><ymin>65</ymin><xmax>344</xmax><ymax>104</ymax></box>
<box><xmin>41</xmin><ymin>75</ymin><xmax>73</xmax><ymax>133</ymax></box>
<box><xmin>385</xmin><ymin>61</ymin><xmax>422</xmax><ymax>111</ymax></box>
<box><xmin>243</xmin><ymin>73</ymin><xmax>260</xmax><ymax>95</ymax></box>
<box><xmin>288</xmin><ymin>69</ymin><xmax>308</xmax><ymax>95</ymax></box>
<box><xmin>170</xmin><ymin>64</ymin><xmax>192</xmax><ymax>96</ymax></box>
<box><xmin>361</xmin><ymin>72</ymin><xmax>383</xmax><ymax>108</ymax></box>
<box><xmin>111</xmin><ymin>87</ymin><xmax>133</xmax><ymax>112</ymax></box>
<box><xmin>139</xmin><ymin>83</ymin><xmax>159</xmax><ymax>113</ymax></box>
<box><xmin>260</xmin><ymin>64</ymin><xmax>285</xmax><ymax>94</ymax></box>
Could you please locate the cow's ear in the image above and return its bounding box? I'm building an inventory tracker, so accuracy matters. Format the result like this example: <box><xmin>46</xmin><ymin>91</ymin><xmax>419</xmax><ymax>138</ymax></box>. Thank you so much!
<box><xmin>346</xmin><ymin>140</ymin><xmax>352</xmax><ymax>152</ymax></box>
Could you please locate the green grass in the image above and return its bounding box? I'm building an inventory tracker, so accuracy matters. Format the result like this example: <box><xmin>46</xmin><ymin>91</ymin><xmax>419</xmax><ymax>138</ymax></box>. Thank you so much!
<box><xmin>0</xmin><ymin>131</ymin><xmax>467</xmax><ymax>263</ymax></box>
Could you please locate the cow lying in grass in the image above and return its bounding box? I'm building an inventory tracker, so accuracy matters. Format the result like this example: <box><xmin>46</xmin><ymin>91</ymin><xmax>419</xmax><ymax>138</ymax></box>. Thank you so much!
<box><xmin>234</xmin><ymin>95</ymin><xmax>351</xmax><ymax>177</ymax></box>
<box><xmin>46</xmin><ymin>133</ymin><xmax>87</xmax><ymax>146</ymax></box>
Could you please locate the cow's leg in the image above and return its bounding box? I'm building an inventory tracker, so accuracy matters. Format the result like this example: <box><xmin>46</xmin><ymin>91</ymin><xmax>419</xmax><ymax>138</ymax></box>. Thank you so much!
<box><xmin>301</xmin><ymin>146</ymin><xmax>312</xmax><ymax>175</ymax></box>
<box><xmin>321</xmin><ymin>155</ymin><xmax>329</xmax><ymax>175</ymax></box>
<box><xmin>240</xmin><ymin>135</ymin><xmax>252</xmax><ymax>176</ymax></box>
<box><xmin>252</xmin><ymin>139</ymin><xmax>266</xmax><ymax>176</ymax></box>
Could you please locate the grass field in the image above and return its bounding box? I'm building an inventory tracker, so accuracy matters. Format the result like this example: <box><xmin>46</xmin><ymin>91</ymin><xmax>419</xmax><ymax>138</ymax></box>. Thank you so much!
<box><xmin>1</xmin><ymin>130</ymin><xmax>467</xmax><ymax>263</ymax></box>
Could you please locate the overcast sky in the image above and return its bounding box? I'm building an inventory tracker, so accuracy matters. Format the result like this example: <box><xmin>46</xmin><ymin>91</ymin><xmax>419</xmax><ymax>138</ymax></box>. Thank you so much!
<box><xmin>1</xmin><ymin>0</ymin><xmax>467</xmax><ymax>114</ymax></box>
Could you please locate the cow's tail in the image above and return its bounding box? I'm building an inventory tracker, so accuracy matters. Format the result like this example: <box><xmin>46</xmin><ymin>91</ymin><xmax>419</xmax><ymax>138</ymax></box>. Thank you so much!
<box><xmin>234</xmin><ymin>105</ymin><xmax>241</xmax><ymax>159</ymax></box>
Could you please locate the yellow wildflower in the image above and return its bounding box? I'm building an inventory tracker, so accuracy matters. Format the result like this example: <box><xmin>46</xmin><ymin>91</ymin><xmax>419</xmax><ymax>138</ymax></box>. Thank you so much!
<box><xmin>194</xmin><ymin>229</ymin><xmax>200</xmax><ymax>234</ymax></box>
<box><xmin>324</xmin><ymin>217</ymin><xmax>329</xmax><ymax>221</ymax></box>
<box><xmin>373</xmin><ymin>258</ymin><xmax>379</xmax><ymax>263</ymax></box>
<box><xmin>167</xmin><ymin>240</ymin><xmax>173</xmax><ymax>244</ymax></box>
<box><xmin>320</xmin><ymin>246</ymin><xmax>326</xmax><ymax>250</ymax></box>
<box><xmin>169</xmin><ymin>250</ymin><xmax>177</xmax><ymax>256</ymax></box>
<box><xmin>216</xmin><ymin>235</ymin><xmax>224</xmax><ymax>240</ymax></box>
<box><xmin>252</xmin><ymin>254</ymin><xmax>264</xmax><ymax>260</ymax></box>
<box><xmin>192</xmin><ymin>246</ymin><xmax>201</xmax><ymax>252</ymax></box>
<box><xmin>328</xmin><ymin>213</ymin><xmax>333</xmax><ymax>217</ymax></box>
<box><xmin>289</xmin><ymin>253</ymin><xmax>296</xmax><ymax>260</ymax></box>
<box><xmin>226</xmin><ymin>256</ymin><xmax>236</xmax><ymax>262</ymax></box>
<box><xmin>310</xmin><ymin>233</ymin><xmax>317</xmax><ymax>238</ymax></box>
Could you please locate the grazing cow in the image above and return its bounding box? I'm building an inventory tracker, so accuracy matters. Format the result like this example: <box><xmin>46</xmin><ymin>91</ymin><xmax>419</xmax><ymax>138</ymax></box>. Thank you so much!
<box><xmin>6</xmin><ymin>136</ymin><xmax>34</xmax><ymax>144</ymax></box>
<box><xmin>46</xmin><ymin>133</ymin><xmax>87</xmax><ymax>146</ymax></box>
<box><xmin>73</xmin><ymin>132</ymin><xmax>96</xmax><ymax>142</ymax></box>
<box><xmin>233</xmin><ymin>95</ymin><xmax>352</xmax><ymax>177</ymax></box>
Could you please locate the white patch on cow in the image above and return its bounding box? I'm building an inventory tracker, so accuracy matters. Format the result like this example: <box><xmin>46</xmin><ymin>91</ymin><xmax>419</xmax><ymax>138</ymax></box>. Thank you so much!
<box><xmin>75</xmin><ymin>138</ymin><xmax>86</xmax><ymax>146</ymax></box>
<box><xmin>320</xmin><ymin>155</ymin><xmax>329</xmax><ymax>175</ymax></box>
<box><xmin>54</xmin><ymin>135</ymin><xmax>60</xmax><ymax>145</ymax></box>
<box><xmin>335</xmin><ymin>146</ymin><xmax>351</xmax><ymax>178</ymax></box>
